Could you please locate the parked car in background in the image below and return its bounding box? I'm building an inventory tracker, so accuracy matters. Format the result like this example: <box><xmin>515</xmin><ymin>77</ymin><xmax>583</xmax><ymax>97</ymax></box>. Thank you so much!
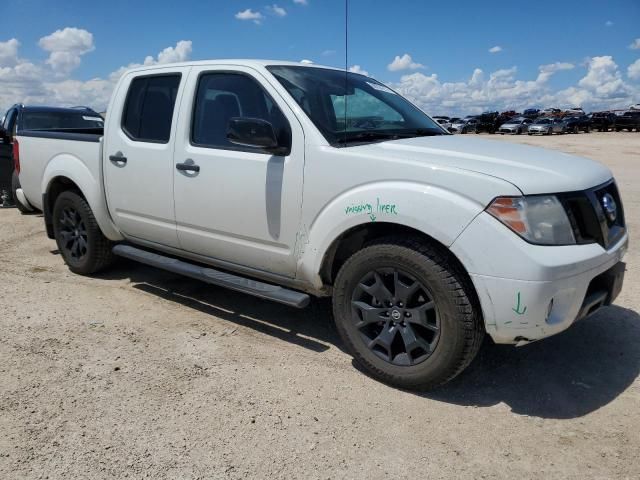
<box><xmin>527</xmin><ymin>117</ymin><xmax>566</xmax><ymax>135</ymax></box>
<box><xmin>0</xmin><ymin>104</ymin><xmax>104</xmax><ymax>212</ymax></box>
<box><xmin>498</xmin><ymin>117</ymin><xmax>532</xmax><ymax>135</ymax></box>
<box><xmin>450</xmin><ymin>117</ymin><xmax>478</xmax><ymax>133</ymax></box>
<box><xmin>565</xmin><ymin>107</ymin><xmax>585</xmax><ymax>116</ymax></box>
<box><xmin>590</xmin><ymin>112</ymin><xmax>617</xmax><ymax>132</ymax></box>
<box><xmin>614</xmin><ymin>111</ymin><xmax>640</xmax><ymax>131</ymax></box>
<box><xmin>563</xmin><ymin>115</ymin><xmax>592</xmax><ymax>134</ymax></box>
<box><xmin>500</xmin><ymin>110</ymin><xmax>519</xmax><ymax>119</ymax></box>
<box><xmin>523</xmin><ymin>108</ymin><xmax>541</xmax><ymax>119</ymax></box>
<box><xmin>541</xmin><ymin>108</ymin><xmax>562</xmax><ymax>117</ymax></box>
<box><xmin>475</xmin><ymin>112</ymin><xmax>501</xmax><ymax>134</ymax></box>
<box><xmin>433</xmin><ymin>117</ymin><xmax>452</xmax><ymax>131</ymax></box>
<box><xmin>15</xmin><ymin>60</ymin><xmax>628</xmax><ymax>390</ymax></box>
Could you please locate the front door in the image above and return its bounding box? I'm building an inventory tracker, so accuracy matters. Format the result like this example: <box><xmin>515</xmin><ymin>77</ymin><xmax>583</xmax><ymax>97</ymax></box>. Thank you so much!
<box><xmin>172</xmin><ymin>66</ymin><xmax>305</xmax><ymax>277</ymax></box>
<box><xmin>104</xmin><ymin>67</ymin><xmax>189</xmax><ymax>248</ymax></box>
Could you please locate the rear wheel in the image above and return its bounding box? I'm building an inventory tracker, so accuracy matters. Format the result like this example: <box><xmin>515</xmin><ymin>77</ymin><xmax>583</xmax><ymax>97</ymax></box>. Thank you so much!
<box><xmin>52</xmin><ymin>191</ymin><xmax>115</xmax><ymax>275</ymax></box>
<box><xmin>332</xmin><ymin>238</ymin><xmax>484</xmax><ymax>390</ymax></box>
<box><xmin>547</xmin><ymin>128</ymin><xmax>552</xmax><ymax>135</ymax></box>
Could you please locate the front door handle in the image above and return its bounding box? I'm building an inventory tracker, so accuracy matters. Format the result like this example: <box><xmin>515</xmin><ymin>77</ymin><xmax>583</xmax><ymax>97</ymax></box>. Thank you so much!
<box><xmin>109</xmin><ymin>153</ymin><xmax>127</xmax><ymax>166</ymax></box>
<box><xmin>176</xmin><ymin>162</ymin><xmax>200</xmax><ymax>173</ymax></box>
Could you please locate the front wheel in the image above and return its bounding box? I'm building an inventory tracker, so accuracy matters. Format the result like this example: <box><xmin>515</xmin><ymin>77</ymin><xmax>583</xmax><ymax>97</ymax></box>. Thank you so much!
<box><xmin>332</xmin><ymin>238</ymin><xmax>484</xmax><ymax>390</ymax></box>
<box><xmin>52</xmin><ymin>191</ymin><xmax>115</xmax><ymax>275</ymax></box>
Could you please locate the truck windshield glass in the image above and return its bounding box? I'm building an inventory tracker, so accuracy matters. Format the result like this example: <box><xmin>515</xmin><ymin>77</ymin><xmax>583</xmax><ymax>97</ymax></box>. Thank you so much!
<box><xmin>267</xmin><ymin>66</ymin><xmax>445</xmax><ymax>146</ymax></box>
<box><xmin>22</xmin><ymin>111</ymin><xmax>103</xmax><ymax>130</ymax></box>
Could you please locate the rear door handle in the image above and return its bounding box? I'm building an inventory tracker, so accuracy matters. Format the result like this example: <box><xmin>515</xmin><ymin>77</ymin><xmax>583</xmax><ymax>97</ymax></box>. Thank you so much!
<box><xmin>176</xmin><ymin>162</ymin><xmax>200</xmax><ymax>173</ymax></box>
<box><xmin>109</xmin><ymin>153</ymin><xmax>127</xmax><ymax>165</ymax></box>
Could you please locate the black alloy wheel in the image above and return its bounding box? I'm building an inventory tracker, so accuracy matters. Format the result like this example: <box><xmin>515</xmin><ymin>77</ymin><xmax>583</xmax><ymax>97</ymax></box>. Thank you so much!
<box><xmin>58</xmin><ymin>206</ymin><xmax>89</xmax><ymax>261</ymax></box>
<box><xmin>52</xmin><ymin>190</ymin><xmax>115</xmax><ymax>274</ymax></box>
<box><xmin>351</xmin><ymin>268</ymin><xmax>440</xmax><ymax>366</ymax></box>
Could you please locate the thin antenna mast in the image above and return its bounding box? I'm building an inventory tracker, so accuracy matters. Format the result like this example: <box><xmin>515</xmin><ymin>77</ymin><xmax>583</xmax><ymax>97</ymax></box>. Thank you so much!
<box><xmin>343</xmin><ymin>0</ymin><xmax>348</xmax><ymax>146</ymax></box>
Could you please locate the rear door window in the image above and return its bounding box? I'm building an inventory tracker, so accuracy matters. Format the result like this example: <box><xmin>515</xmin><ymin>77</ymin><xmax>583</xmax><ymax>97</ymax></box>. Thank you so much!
<box><xmin>122</xmin><ymin>74</ymin><xmax>181</xmax><ymax>143</ymax></box>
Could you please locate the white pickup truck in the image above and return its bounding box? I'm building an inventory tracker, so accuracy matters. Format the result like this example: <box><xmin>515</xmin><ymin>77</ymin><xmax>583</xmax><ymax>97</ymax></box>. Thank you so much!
<box><xmin>15</xmin><ymin>60</ymin><xmax>628</xmax><ymax>390</ymax></box>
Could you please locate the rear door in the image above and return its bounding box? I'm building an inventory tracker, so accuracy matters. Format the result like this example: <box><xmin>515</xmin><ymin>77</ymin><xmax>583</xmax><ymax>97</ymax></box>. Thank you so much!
<box><xmin>172</xmin><ymin>65</ymin><xmax>305</xmax><ymax>277</ymax></box>
<box><xmin>104</xmin><ymin>67</ymin><xmax>189</xmax><ymax>248</ymax></box>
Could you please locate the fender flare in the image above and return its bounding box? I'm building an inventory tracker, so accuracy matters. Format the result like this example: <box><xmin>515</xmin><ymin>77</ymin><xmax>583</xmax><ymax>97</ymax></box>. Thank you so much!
<box><xmin>42</xmin><ymin>154</ymin><xmax>123</xmax><ymax>241</ymax></box>
<box><xmin>296</xmin><ymin>181</ymin><xmax>487</xmax><ymax>289</ymax></box>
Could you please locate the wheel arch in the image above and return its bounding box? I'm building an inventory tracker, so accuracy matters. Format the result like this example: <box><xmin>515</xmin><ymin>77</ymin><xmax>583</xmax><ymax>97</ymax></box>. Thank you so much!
<box><xmin>318</xmin><ymin>222</ymin><xmax>477</xmax><ymax>297</ymax></box>
<box><xmin>42</xmin><ymin>156</ymin><xmax>123</xmax><ymax>241</ymax></box>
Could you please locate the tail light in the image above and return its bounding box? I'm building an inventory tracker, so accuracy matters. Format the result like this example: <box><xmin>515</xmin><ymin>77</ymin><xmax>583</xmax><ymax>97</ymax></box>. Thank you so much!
<box><xmin>12</xmin><ymin>137</ymin><xmax>20</xmax><ymax>173</ymax></box>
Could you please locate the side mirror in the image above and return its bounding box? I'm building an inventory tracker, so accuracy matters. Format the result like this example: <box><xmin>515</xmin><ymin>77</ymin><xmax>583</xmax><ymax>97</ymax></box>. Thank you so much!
<box><xmin>227</xmin><ymin>117</ymin><xmax>289</xmax><ymax>155</ymax></box>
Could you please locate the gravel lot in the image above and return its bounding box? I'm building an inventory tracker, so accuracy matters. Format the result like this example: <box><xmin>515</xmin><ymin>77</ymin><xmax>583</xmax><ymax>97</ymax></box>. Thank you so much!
<box><xmin>1</xmin><ymin>132</ymin><xmax>638</xmax><ymax>479</ymax></box>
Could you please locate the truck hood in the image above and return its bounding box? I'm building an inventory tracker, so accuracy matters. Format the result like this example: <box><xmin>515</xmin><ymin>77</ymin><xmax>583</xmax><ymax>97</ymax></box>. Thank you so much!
<box><xmin>354</xmin><ymin>135</ymin><xmax>612</xmax><ymax>194</ymax></box>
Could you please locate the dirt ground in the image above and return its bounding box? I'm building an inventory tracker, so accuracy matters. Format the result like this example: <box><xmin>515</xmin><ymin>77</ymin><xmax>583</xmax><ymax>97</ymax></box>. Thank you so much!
<box><xmin>1</xmin><ymin>132</ymin><xmax>638</xmax><ymax>479</ymax></box>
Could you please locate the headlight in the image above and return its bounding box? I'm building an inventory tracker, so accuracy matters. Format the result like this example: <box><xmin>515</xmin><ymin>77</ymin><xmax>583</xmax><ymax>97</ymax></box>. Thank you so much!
<box><xmin>487</xmin><ymin>196</ymin><xmax>576</xmax><ymax>245</ymax></box>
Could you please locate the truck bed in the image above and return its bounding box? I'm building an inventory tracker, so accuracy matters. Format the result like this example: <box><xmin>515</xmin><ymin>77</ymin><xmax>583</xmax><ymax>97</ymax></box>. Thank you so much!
<box><xmin>16</xmin><ymin>128</ymin><xmax>103</xmax><ymax>211</ymax></box>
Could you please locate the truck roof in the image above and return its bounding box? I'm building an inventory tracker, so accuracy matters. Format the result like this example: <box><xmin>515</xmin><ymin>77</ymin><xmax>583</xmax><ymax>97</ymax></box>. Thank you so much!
<box><xmin>124</xmin><ymin>59</ymin><xmax>344</xmax><ymax>75</ymax></box>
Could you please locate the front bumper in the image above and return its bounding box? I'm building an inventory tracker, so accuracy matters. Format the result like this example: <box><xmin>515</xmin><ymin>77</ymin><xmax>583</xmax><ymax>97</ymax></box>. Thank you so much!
<box><xmin>451</xmin><ymin>211</ymin><xmax>628</xmax><ymax>344</ymax></box>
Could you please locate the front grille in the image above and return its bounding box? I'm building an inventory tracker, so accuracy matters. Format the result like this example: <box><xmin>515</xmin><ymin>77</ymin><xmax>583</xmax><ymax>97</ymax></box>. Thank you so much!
<box><xmin>559</xmin><ymin>180</ymin><xmax>625</xmax><ymax>249</ymax></box>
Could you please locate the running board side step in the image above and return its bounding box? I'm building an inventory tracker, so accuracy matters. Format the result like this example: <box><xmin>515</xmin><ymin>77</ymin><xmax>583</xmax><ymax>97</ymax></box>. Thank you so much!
<box><xmin>112</xmin><ymin>245</ymin><xmax>310</xmax><ymax>309</ymax></box>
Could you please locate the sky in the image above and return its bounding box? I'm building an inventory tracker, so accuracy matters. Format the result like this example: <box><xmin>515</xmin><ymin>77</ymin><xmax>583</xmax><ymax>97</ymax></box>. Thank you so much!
<box><xmin>1</xmin><ymin>0</ymin><xmax>639</xmax><ymax>115</ymax></box>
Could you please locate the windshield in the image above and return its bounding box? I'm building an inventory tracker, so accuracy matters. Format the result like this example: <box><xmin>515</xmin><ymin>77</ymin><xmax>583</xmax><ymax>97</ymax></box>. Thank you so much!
<box><xmin>267</xmin><ymin>66</ymin><xmax>445</xmax><ymax>146</ymax></box>
<box><xmin>21</xmin><ymin>111</ymin><xmax>104</xmax><ymax>130</ymax></box>
<box><xmin>534</xmin><ymin>118</ymin><xmax>551</xmax><ymax>124</ymax></box>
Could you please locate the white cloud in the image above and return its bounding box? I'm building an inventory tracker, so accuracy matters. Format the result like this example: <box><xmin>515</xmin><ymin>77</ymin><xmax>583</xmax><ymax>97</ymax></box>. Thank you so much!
<box><xmin>293</xmin><ymin>0</ymin><xmax>308</xmax><ymax>5</ymax></box>
<box><xmin>322</xmin><ymin>49</ymin><xmax>336</xmax><ymax>56</ymax></box>
<box><xmin>391</xmin><ymin>56</ymin><xmax>638</xmax><ymax>116</ymax></box>
<box><xmin>267</xmin><ymin>4</ymin><xmax>287</xmax><ymax>16</ymax></box>
<box><xmin>605</xmin><ymin>20</ymin><xmax>613</xmax><ymax>27</ymax></box>
<box><xmin>488</xmin><ymin>46</ymin><xmax>503</xmax><ymax>53</ymax></box>
<box><xmin>0</xmin><ymin>38</ymin><xmax>20</xmax><ymax>67</ymax></box>
<box><xmin>300</xmin><ymin>59</ymin><xmax>314</xmax><ymax>64</ymax></box>
<box><xmin>0</xmin><ymin>39</ymin><xmax>193</xmax><ymax>113</ymax></box>
<box><xmin>235</xmin><ymin>9</ymin><xmax>264</xmax><ymax>24</ymax></box>
<box><xmin>38</xmin><ymin>28</ymin><xmax>94</xmax><ymax>74</ymax></box>
<box><xmin>630</xmin><ymin>38</ymin><xmax>640</xmax><ymax>50</ymax></box>
<box><xmin>153</xmin><ymin>40</ymin><xmax>192</xmax><ymax>64</ymax></box>
<box><xmin>387</xmin><ymin>54</ymin><xmax>424</xmax><ymax>72</ymax></box>
<box><xmin>536</xmin><ymin>61</ymin><xmax>574</xmax><ymax>82</ymax></box>
<box><xmin>627</xmin><ymin>59</ymin><xmax>640</xmax><ymax>80</ymax></box>
<box><xmin>349</xmin><ymin>65</ymin><xmax>369</xmax><ymax>76</ymax></box>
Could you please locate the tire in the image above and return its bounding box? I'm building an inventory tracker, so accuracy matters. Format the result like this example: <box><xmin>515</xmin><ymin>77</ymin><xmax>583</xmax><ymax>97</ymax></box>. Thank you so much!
<box><xmin>11</xmin><ymin>170</ymin><xmax>33</xmax><ymax>214</ymax></box>
<box><xmin>573</xmin><ymin>126</ymin><xmax>579</xmax><ymax>134</ymax></box>
<box><xmin>517</xmin><ymin>128</ymin><xmax>522</xmax><ymax>135</ymax></box>
<box><xmin>332</xmin><ymin>237</ymin><xmax>484</xmax><ymax>390</ymax></box>
<box><xmin>547</xmin><ymin>128</ymin><xmax>552</xmax><ymax>135</ymax></box>
<box><xmin>52</xmin><ymin>191</ymin><xmax>115</xmax><ymax>275</ymax></box>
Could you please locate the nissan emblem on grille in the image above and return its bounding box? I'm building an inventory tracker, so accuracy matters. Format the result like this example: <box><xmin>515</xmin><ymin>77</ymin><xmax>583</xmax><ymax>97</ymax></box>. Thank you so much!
<box><xmin>602</xmin><ymin>193</ymin><xmax>617</xmax><ymax>222</ymax></box>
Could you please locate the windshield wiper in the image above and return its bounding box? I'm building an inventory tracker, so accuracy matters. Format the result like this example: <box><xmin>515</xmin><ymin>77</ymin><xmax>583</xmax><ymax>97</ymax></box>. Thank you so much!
<box><xmin>339</xmin><ymin>128</ymin><xmax>444</xmax><ymax>146</ymax></box>
<box><xmin>396</xmin><ymin>128</ymin><xmax>446</xmax><ymax>137</ymax></box>
<box><xmin>339</xmin><ymin>131</ymin><xmax>404</xmax><ymax>145</ymax></box>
